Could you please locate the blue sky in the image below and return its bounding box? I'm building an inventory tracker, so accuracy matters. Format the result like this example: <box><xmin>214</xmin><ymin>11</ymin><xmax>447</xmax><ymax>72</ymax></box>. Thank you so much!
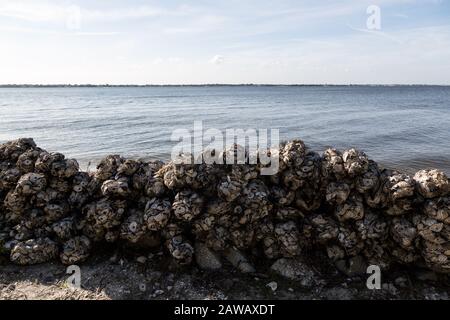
<box><xmin>0</xmin><ymin>0</ymin><xmax>449</xmax><ymax>84</ymax></box>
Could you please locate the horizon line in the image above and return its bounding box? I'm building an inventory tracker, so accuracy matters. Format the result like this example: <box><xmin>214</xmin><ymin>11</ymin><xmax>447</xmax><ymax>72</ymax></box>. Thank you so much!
<box><xmin>1</xmin><ymin>83</ymin><xmax>450</xmax><ymax>87</ymax></box>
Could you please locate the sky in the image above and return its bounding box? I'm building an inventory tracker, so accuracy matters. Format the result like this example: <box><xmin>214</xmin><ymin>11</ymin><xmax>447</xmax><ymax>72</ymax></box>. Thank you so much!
<box><xmin>0</xmin><ymin>0</ymin><xmax>449</xmax><ymax>84</ymax></box>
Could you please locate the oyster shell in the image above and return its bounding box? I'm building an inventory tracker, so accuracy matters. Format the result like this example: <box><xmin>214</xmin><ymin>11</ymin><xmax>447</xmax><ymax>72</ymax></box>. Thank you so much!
<box><xmin>15</xmin><ymin>173</ymin><xmax>47</xmax><ymax>195</ymax></box>
<box><xmin>280</xmin><ymin>139</ymin><xmax>306</xmax><ymax>168</ymax></box>
<box><xmin>274</xmin><ymin>221</ymin><xmax>301</xmax><ymax>257</ymax></box>
<box><xmin>342</xmin><ymin>148</ymin><xmax>369</xmax><ymax>177</ymax></box>
<box><xmin>119</xmin><ymin>209</ymin><xmax>147</xmax><ymax>243</ymax></box>
<box><xmin>60</xmin><ymin>235</ymin><xmax>91</xmax><ymax>265</ymax></box>
<box><xmin>166</xmin><ymin>235</ymin><xmax>194</xmax><ymax>265</ymax></box>
<box><xmin>414</xmin><ymin>169</ymin><xmax>449</xmax><ymax>199</ymax></box>
<box><xmin>322</xmin><ymin>148</ymin><xmax>346</xmax><ymax>179</ymax></box>
<box><xmin>144</xmin><ymin>198</ymin><xmax>172</xmax><ymax>231</ymax></box>
<box><xmin>172</xmin><ymin>190</ymin><xmax>204</xmax><ymax>222</ymax></box>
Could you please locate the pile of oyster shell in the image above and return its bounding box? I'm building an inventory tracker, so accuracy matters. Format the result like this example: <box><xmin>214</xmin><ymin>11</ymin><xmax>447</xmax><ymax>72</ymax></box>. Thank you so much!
<box><xmin>0</xmin><ymin>138</ymin><xmax>449</xmax><ymax>274</ymax></box>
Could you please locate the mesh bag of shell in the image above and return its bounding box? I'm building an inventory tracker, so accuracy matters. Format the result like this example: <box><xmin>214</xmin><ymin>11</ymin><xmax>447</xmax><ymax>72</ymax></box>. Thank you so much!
<box><xmin>0</xmin><ymin>138</ymin><xmax>449</xmax><ymax>274</ymax></box>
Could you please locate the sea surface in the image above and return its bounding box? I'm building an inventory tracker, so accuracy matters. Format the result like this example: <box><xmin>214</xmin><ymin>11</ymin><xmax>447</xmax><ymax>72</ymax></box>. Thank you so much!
<box><xmin>0</xmin><ymin>86</ymin><xmax>449</xmax><ymax>174</ymax></box>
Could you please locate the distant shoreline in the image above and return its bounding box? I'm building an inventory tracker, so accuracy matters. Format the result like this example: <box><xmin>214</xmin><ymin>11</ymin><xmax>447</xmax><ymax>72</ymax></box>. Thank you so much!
<box><xmin>1</xmin><ymin>84</ymin><xmax>450</xmax><ymax>88</ymax></box>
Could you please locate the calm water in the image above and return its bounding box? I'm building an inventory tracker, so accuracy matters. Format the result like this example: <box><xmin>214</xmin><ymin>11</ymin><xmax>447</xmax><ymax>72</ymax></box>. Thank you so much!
<box><xmin>0</xmin><ymin>86</ymin><xmax>449</xmax><ymax>174</ymax></box>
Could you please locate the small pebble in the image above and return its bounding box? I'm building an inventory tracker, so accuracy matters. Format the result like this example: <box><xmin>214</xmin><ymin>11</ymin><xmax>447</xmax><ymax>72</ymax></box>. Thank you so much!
<box><xmin>266</xmin><ymin>281</ymin><xmax>277</xmax><ymax>292</ymax></box>
<box><xmin>139</xmin><ymin>283</ymin><xmax>146</xmax><ymax>292</ymax></box>
<box><xmin>136</xmin><ymin>256</ymin><xmax>147</xmax><ymax>264</ymax></box>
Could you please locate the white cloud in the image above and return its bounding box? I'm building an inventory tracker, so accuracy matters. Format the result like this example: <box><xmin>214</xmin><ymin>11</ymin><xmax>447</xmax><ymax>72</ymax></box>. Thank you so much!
<box><xmin>163</xmin><ymin>27</ymin><xmax>201</xmax><ymax>34</ymax></box>
<box><xmin>209</xmin><ymin>55</ymin><xmax>225</xmax><ymax>65</ymax></box>
<box><xmin>69</xmin><ymin>31</ymin><xmax>122</xmax><ymax>36</ymax></box>
<box><xmin>82</xmin><ymin>6</ymin><xmax>167</xmax><ymax>21</ymax></box>
<box><xmin>0</xmin><ymin>0</ymin><xmax>448</xmax><ymax>84</ymax></box>
<box><xmin>392</xmin><ymin>13</ymin><xmax>409</xmax><ymax>19</ymax></box>
<box><xmin>152</xmin><ymin>58</ymin><xmax>164</xmax><ymax>65</ymax></box>
<box><xmin>0</xmin><ymin>1</ymin><xmax>69</xmax><ymax>22</ymax></box>
<box><xmin>151</xmin><ymin>57</ymin><xmax>184</xmax><ymax>65</ymax></box>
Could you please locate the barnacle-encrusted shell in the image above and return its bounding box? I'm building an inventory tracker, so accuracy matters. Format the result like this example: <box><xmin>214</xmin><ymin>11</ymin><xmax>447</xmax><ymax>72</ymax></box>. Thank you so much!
<box><xmin>326</xmin><ymin>182</ymin><xmax>351</xmax><ymax>205</ymax></box>
<box><xmin>172</xmin><ymin>190</ymin><xmax>204</xmax><ymax>222</ymax></box>
<box><xmin>0</xmin><ymin>138</ymin><xmax>36</xmax><ymax>161</ymax></box>
<box><xmin>51</xmin><ymin>217</ymin><xmax>75</xmax><ymax>240</ymax></box>
<box><xmin>132</xmin><ymin>161</ymin><xmax>165</xmax><ymax>197</ymax></box>
<box><xmin>274</xmin><ymin>221</ymin><xmax>301</xmax><ymax>257</ymax></box>
<box><xmin>60</xmin><ymin>236</ymin><xmax>91</xmax><ymax>265</ymax></box>
<box><xmin>420</xmin><ymin>241</ymin><xmax>450</xmax><ymax>273</ymax></box>
<box><xmin>342</xmin><ymin>148</ymin><xmax>369</xmax><ymax>177</ymax></box>
<box><xmin>10</xmin><ymin>237</ymin><xmax>58</xmax><ymax>265</ymax></box>
<box><xmin>35</xmin><ymin>152</ymin><xmax>65</xmax><ymax>174</ymax></box>
<box><xmin>414</xmin><ymin>169</ymin><xmax>449</xmax><ymax>199</ymax></box>
<box><xmin>120</xmin><ymin>209</ymin><xmax>147</xmax><ymax>243</ymax></box>
<box><xmin>355</xmin><ymin>161</ymin><xmax>381</xmax><ymax>193</ymax></box>
<box><xmin>50</xmin><ymin>158</ymin><xmax>79</xmax><ymax>178</ymax></box>
<box><xmin>16</xmin><ymin>149</ymin><xmax>41</xmax><ymax>173</ymax></box>
<box><xmin>0</xmin><ymin>167</ymin><xmax>22</xmax><ymax>191</ymax></box>
<box><xmin>387</xmin><ymin>173</ymin><xmax>415</xmax><ymax>200</ymax></box>
<box><xmin>166</xmin><ymin>235</ymin><xmax>194</xmax><ymax>265</ymax></box>
<box><xmin>94</xmin><ymin>155</ymin><xmax>124</xmax><ymax>181</ymax></box>
<box><xmin>206</xmin><ymin>199</ymin><xmax>232</xmax><ymax>216</ymax></box>
<box><xmin>280</xmin><ymin>139</ymin><xmax>306</xmax><ymax>167</ymax></box>
<box><xmin>322</xmin><ymin>148</ymin><xmax>345</xmax><ymax>179</ymax></box>
<box><xmin>217</xmin><ymin>175</ymin><xmax>244</xmax><ymax>202</ymax></box>
<box><xmin>335</xmin><ymin>193</ymin><xmax>365</xmax><ymax>222</ymax></box>
<box><xmin>390</xmin><ymin>217</ymin><xmax>418</xmax><ymax>251</ymax></box>
<box><xmin>423</xmin><ymin>197</ymin><xmax>450</xmax><ymax>223</ymax></box>
<box><xmin>15</xmin><ymin>173</ymin><xmax>47</xmax><ymax>195</ymax></box>
<box><xmin>239</xmin><ymin>179</ymin><xmax>272</xmax><ymax>223</ymax></box>
<box><xmin>275</xmin><ymin>206</ymin><xmax>303</xmax><ymax>221</ymax></box>
<box><xmin>144</xmin><ymin>198</ymin><xmax>172</xmax><ymax>231</ymax></box>
<box><xmin>101</xmin><ymin>178</ymin><xmax>130</xmax><ymax>198</ymax></box>
<box><xmin>309</xmin><ymin>214</ymin><xmax>339</xmax><ymax>244</ymax></box>
<box><xmin>270</xmin><ymin>185</ymin><xmax>295</xmax><ymax>206</ymax></box>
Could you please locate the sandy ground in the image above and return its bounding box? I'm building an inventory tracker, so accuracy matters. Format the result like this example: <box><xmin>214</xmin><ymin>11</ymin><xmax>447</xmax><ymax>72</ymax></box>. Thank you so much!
<box><xmin>1</xmin><ymin>249</ymin><xmax>449</xmax><ymax>300</ymax></box>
